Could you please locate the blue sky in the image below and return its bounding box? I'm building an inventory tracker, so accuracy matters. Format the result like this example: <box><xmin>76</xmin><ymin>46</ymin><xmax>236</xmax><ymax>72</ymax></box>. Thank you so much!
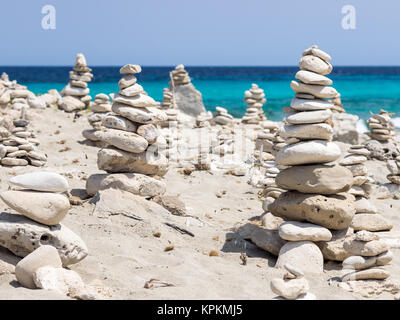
<box><xmin>1</xmin><ymin>0</ymin><xmax>399</xmax><ymax>66</ymax></box>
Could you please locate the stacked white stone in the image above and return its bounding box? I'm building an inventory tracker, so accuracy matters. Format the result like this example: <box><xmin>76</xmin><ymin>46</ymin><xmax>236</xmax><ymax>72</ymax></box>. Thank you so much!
<box><xmin>59</xmin><ymin>53</ymin><xmax>93</xmax><ymax>112</ymax></box>
<box><xmin>386</xmin><ymin>159</ymin><xmax>400</xmax><ymax>185</ymax></box>
<box><xmin>210</xmin><ymin>127</ymin><xmax>235</xmax><ymax>156</ymax></box>
<box><xmin>86</xmin><ymin>64</ymin><xmax>169</xmax><ymax>189</ymax></box>
<box><xmin>159</xmin><ymin>108</ymin><xmax>179</xmax><ymax>129</ymax></box>
<box><xmin>170</xmin><ymin>64</ymin><xmax>191</xmax><ymax>85</ymax></box>
<box><xmin>213</xmin><ymin>106</ymin><xmax>233</xmax><ymax>126</ymax></box>
<box><xmin>341</xmin><ymin>231</ymin><xmax>391</xmax><ymax>282</ymax></box>
<box><xmin>161</xmin><ymin>87</ymin><xmax>176</xmax><ymax>109</ymax></box>
<box><xmin>367</xmin><ymin>110</ymin><xmax>395</xmax><ymax>141</ymax></box>
<box><xmin>242</xmin><ymin>84</ymin><xmax>267</xmax><ymax>124</ymax></box>
<box><xmin>0</xmin><ymin>117</ymin><xmax>47</xmax><ymax>167</ymax></box>
<box><xmin>270</xmin><ymin>263</ymin><xmax>315</xmax><ymax>300</ymax></box>
<box><xmin>0</xmin><ymin>172</ymin><xmax>88</xmax><ymax>266</ymax></box>
<box><xmin>265</xmin><ymin>46</ymin><xmax>357</xmax><ymax>273</ymax></box>
<box><xmin>0</xmin><ymin>73</ymin><xmax>38</xmax><ymax>111</ymax></box>
<box><xmin>339</xmin><ymin>145</ymin><xmax>393</xmax><ymax>232</ymax></box>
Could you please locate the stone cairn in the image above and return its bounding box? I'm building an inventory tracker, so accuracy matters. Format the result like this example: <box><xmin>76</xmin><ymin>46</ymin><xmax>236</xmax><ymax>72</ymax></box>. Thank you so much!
<box><xmin>168</xmin><ymin>64</ymin><xmax>206</xmax><ymax>117</ymax></box>
<box><xmin>82</xmin><ymin>93</ymin><xmax>112</xmax><ymax>145</ymax></box>
<box><xmin>85</xmin><ymin>64</ymin><xmax>169</xmax><ymax>197</ymax></box>
<box><xmin>195</xmin><ymin>111</ymin><xmax>213</xmax><ymax>128</ymax></box>
<box><xmin>161</xmin><ymin>87</ymin><xmax>176</xmax><ymax>110</ymax></box>
<box><xmin>270</xmin><ymin>263</ymin><xmax>315</xmax><ymax>300</ymax></box>
<box><xmin>0</xmin><ymin>172</ymin><xmax>90</xmax><ymax>296</ymax></box>
<box><xmin>341</xmin><ymin>230</ymin><xmax>392</xmax><ymax>282</ymax></box>
<box><xmin>266</xmin><ymin>45</ymin><xmax>357</xmax><ymax>273</ymax></box>
<box><xmin>242</xmin><ymin>84</ymin><xmax>267</xmax><ymax>124</ymax></box>
<box><xmin>0</xmin><ymin>112</ymin><xmax>47</xmax><ymax>167</ymax></box>
<box><xmin>340</xmin><ymin>145</ymin><xmax>393</xmax><ymax>232</ymax></box>
<box><xmin>331</xmin><ymin>93</ymin><xmax>345</xmax><ymax>113</ymax></box>
<box><xmin>367</xmin><ymin>110</ymin><xmax>395</xmax><ymax>141</ymax></box>
<box><xmin>213</xmin><ymin>106</ymin><xmax>233</xmax><ymax>126</ymax></box>
<box><xmin>59</xmin><ymin>53</ymin><xmax>93</xmax><ymax>112</ymax></box>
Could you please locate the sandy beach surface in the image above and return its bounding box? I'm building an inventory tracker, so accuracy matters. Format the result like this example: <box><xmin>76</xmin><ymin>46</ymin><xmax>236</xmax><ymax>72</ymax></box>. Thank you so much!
<box><xmin>0</xmin><ymin>106</ymin><xmax>399</xmax><ymax>300</ymax></box>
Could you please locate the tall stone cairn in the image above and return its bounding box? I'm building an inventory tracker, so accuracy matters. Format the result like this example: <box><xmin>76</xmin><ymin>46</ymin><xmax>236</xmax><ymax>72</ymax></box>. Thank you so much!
<box><xmin>86</xmin><ymin>64</ymin><xmax>169</xmax><ymax>194</ymax></box>
<box><xmin>366</xmin><ymin>109</ymin><xmax>395</xmax><ymax>141</ymax></box>
<box><xmin>59</xmin><ymin>53</ymin><xmax>93</xmax><ymax>112</ymax></box>
<box><xmin>242</xmin><ymin>84</ymin><xmax>267</xmax><ymax>124</ymax></box>
<box><xmin>168</xmin><ymin>64</ymin><xmax>206</xmax><ymax>117</ymax></box>
<box><xmin>268</xmin><ymin>45</ymin><xmax>357</xmax><ymax>273</ymax></box>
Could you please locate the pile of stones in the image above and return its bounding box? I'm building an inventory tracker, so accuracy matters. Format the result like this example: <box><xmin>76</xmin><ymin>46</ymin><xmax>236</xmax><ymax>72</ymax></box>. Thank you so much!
<box><xmin>195</xmin><ymin>111</ymin><xmax>213</xmax><ymax>128</ymax></box>
<box><xmin>161</xmin><ymin>87</ymin><xmax>176</xmax><ymax>109</ymax></box>
<box><xmin>270</xmin><ymin>263</ymin><xmax>315</xmax><ymax>300</ymax></box>
<box><xmin>0</xmin><ymin>115</ymin><xmax>47</xmax><ymax>167</ymax></box>
<box><xmin>0</xmin><ymin>172</ymin><xmax>90</xmax><ymax>295</ymax></box>
<box><xmin>59</xmin><ymin>53</ymin><xmax>93</xmax><ymax>112</ymax></box>
<box><xmin>367</xmin><ymin>110</ymin><xmax>395</xmax><ymax>141</ymax></box>
<box><xmin>168</xmin><ymin>65</ymin><xmax>206</xmax><ymax>117</ymax></box>
<box><xmin>242</xmin><ymin>84</ymin><xmax>267</xmax><ymax>124</ymax></box>
<box><xmin>213</xmin><ymin>107</ymin><xmax>233</xmax><ymax>126</ymax></box>
<box><xmin>341</xmin><ymin>231</ymin><xmax>392</xmax><ymax>282</ymax></box>
<box><xmin>85</xmin><ymin>64</ymin><xmax>169</xmax><ymax>197</ymax></box>
<box><xmin>387</xmin><ymin>159</ymin><xmax>400</xmax><ymax>185</ymax></box>
<box><xmin>82</xmin><ymin>93</ymin><xmax>112</xmax><ymax>144</ymax></box>
<box><xmin>266</xmin><ymin>46</ymin><xmax>356</xmax><ymax>273</ymax></box>
<box><xmin>331</xmin><ymin>93</ymin><xmax>345</xmax><ymax>113</ymax></box>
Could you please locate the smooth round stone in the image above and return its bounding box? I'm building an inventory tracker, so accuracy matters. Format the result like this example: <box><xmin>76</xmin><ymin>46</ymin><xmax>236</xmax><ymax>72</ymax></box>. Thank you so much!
<box><xmin>349</xmin><ymin>148</ymin><xmax>371</xmax><ymax>157</ymax></box>
<box><xmin>340</xmin><ymin>155</ymin><xmax>367</xmax><ymax>166</ymax></box>
<box><xmin>62</xmin><ymin>84</ymin><xmax>89</xmax><ymax>96</ymax></box>
<box><xmin>279</xmin><ymin>221</ymin><xmax>332</xmax><ymax>241</ymax></box>
<box><xmin>30</xmin><ymin>159</ymin><xmax>46</xmax><ymax>167</ymax></box>
<box><xmin>120</xmin><ymin>64</ymin><xmax>141</xmax><ymax>75</ymax></box>
<box><xmin>342</xmin><ymin>255</ymin><xmax>377</xmax><ymax>270</ymax></box>
<box><xmin>0</xmin><ymin>190</ymin><xmax>70</xmax><ymax>226</ymax></box>
<box><xmin>347</xmin><ymin>164</ymin><xmax>368</xmax><ymax>177</ymax></box>
<box><xmin>353</xmin><ymin>176</ymin><xmax>368</xmax><ymax>186</ymax></box>
<box><xmin>94</xmin><ymin>128</ymin><xmax>148</xmax><ymax>153</ymax></box>
<box><xmin>119</xmin><ymin>83</ymin><xmax>144</xmax><ymax>97</ymax></box>
<box><xmin>299</xmin><ymin>55</ymin><xmax>332</xmax><ymax>75</ymax></box>
<box><xmin>102</xmin><ymin>114</ymin><xmax>137</xmax><ymax>132</ymax></box>
<box><xmin>114</xmin><ymin>93</ymin><xmax>157</xmax><ymax>108</ymax></box>
<box><xmin>9</xmin><ymin>172</ymin><xmax>69</xmax><ymax>192</ymax></box>
<box><xmin>302</xmin><ymin>45</ymin><xmax>332</xmax><ymax>62</ymax></box>
<box><xmin>350</xmin><ymin>214</ymin><xmax>393</xmax><ymax>232</ymax></box>
<box><xmin>295</xmin><ymin>70</ymin><xmax>332</xmax><ymax>85</ymax></box>
<box><xmin>28</xmin><ymin>151</ymin><xmax>47</xmax><ymax>161</ymax></box>
<box><xmin>1</xmin><ymin>158</ymin><xmax>28</xmax><ymax>166</ymax></box>
<box><xmin>275</xmin><ymin>241</ymin><xmax>324</xmax><ymax>274</ymax></box>
<box><xmin>112</xmin><ymin>103</ymin><xmax>167</xmax><ymax>124</ymax></box>
<box><xmin>342</xmin><ymin>268</ymin><xmax>389</xmax><ymax>281</ymax></box>
<box><xmin>269</xmin><ymin>192</ymin><xmax>356</xmax><ymax>230</ymax></box>
<box><xmin>343</xmin><ymin>238</ymin><xmax>390</xmax><ymax>256</ymax></box>
<box><xmin>270</xmin><ymin>277</ymin><xmax>309</xmax><ymax>300</ymax></box>
<box><xmin>15</xmin><ymin>245</ymin><xmax>62</xmax><ymax>289</ymax></box>
<box><xmin>286</xmin><ymin>109</ymin><xmax>332</xmax><ymax>124</ymax></box>
<box><xmin>262</xmin><ymin>212</ymin><xmax>284</xmax><ymax>230</ymax></box>
<box><xmin>295</xmin><ymin>93</ymin><xmax>315</xmax><ymax>100</ymax></box>
<box><xmin>214</xmin><ymin>116</ymin><xmax>233</xmax><ymax>125</ymax></box>
<box><xmin>118</xmin><ymin>74</ymin><xmax>137</xmax><ymax>90</ymax></box>
<box><xmin>90</xmin><ymin>103</ymin><xmax>111</xmax><ymax>113</ymax></box>
<box><xmin>281</xmin><ymin>123</ymin><xmax>333</xmax><ymax>141</ymax></box>
<box><xmin>290</xmin><ymin>98</ymin><xmax>333</xmax><ymax>111</ymax></box>
<box><xmin>7</xmin><ymin>150</ymin><xmax>27</xmax><ymax>158</ymax></box>
<box><xmin>275</xmin><ymin>140</ymin><xmax>341</xmax><ymax>166</ymax></box>
<box><xmin>291</xmin><ymin>81</ymin><xmax>338</xmax><ymax>99</ymax></box>
<box><xmin>94</xmin><ymin>93</ymin><xmax>109</xmax><ymax>101</ymax></box>
<box><xmin>276</xmin><ymin>165</ymin><xmax>353</xmax><ymax>195</ymax></box>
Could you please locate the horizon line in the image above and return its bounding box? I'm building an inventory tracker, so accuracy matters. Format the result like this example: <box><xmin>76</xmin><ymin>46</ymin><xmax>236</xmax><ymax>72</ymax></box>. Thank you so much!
<box><xmin>1</xmin><ymin>65</ymin><xmax>400</xmax><ymax>68</ymax></box>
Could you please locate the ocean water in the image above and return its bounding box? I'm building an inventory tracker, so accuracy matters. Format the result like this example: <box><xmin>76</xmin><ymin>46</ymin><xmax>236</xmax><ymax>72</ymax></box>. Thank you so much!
<box><xmin>2</xmin><ymin>66</ymin><xmax>400</xmax><ymax>122</ymax></box>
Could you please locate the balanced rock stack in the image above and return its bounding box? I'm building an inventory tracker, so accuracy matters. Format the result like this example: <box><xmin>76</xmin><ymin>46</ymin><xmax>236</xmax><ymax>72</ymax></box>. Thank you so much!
<box><xmin>213</xmin><ymin>106</ymin><xmax>233</xmax><ymax>126</ymax></box>
<box><xmin>195</xmin><ymin>111</ymin><xmax>213</xmax><ymax>128</ymax></box>
<box><xmin>168</xmin><ymin>65</ymin><xmax>206</xmax><ymax>117</ymax></box>
<box><xmin>82</xmin><ymin>93</ymin><xmax>112</xmax><ymax>144</ymax></box>
<box><xmin>86</xmin><ymin>64</ymin><xmax>168</xmax><ymax>190</ymax></box>
<box><xmin>0</xmin><ymin>172</ymin><xmax>88</xmax><ymax>266</ymax></box>
<box><xmin>0</xmin><ymin>116</ymin><xmax>47</xmax><ymax>167</ymax></box>
<box><xmin>270</xmin><ymin>263</ymin><xmax>315</xmax><ymax>300</ymax></box>
<box><xmin>367</xmin><ymin>110</ymin><xmax>395</xmax><ymax>141</ymax></box>
<box><xmin>331</xmin><ymin>93</ymin><xmax>345</xmax><ymax>113</ymax></box>
<box><xmin>341</xmin><ymin>231</ymin><xmax>391</xmax><ymax>282</ymax></box>
<box><xmin>59</xmin><ymin>53</ymin><xmax>93</xmax><ymax>112</ymax></box>
<box><xmin>267</xmin><ymin>46</ymin><xmax>357</xmax><ymax>273</ymax></box>
<box><xmin>159</xmin><ymin>109</ymin><xmax>179</xmax><ymax>128</ymax></box>
<box><xmin>242</xmin><ymin>84</ymin><xmax>267</xmax><ymax>124</ymax></box>
<box><xmin>387</xmin><ymin>159</ymin><xmax>400</xmax><ymax>185</ymax></box>
<box><xmin>161</xmin><ymin>87</ymin><xmax>176</xmax><ymax>109</ymax></box>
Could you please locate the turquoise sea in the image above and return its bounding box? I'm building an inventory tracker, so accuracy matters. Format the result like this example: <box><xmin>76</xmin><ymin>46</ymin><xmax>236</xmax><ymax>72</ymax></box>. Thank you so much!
<box><xmin>2</xmin><ymin>66</ymin><xmax>400</xmax><ymax>122</ymax></box>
